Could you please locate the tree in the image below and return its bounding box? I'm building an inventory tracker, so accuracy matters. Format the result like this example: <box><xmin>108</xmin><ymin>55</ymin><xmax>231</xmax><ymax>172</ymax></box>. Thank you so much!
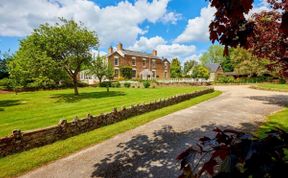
<box><xmin>105</xmin><ymin>63</ymin><xmax>114</xmax><ymax>92</ymax></box>
<box><xmin>170</xmin><ymin>58</ymin><xmax>182</xmax><ymax>78</ymax></box>
<box><xmin>200</xmin><ymin>45</ymin><xmax>233</xmax><ymax>72</ymax></box>
<box><xmin>120</xmin><ymin>66</ymin><xmax>133</xmax><ymax>79</ymax></box>
<box><xmin>0</xmin><ymin>51</ymin><xmax>12</xmax><ymax>79</ymax></box>
<box><xmin>9</xmin><ymin>18</ymin><xmax>98</xmax><ymax>95</ymax></box>
<box><xmin>208</xmin><ymin>0</ymin><xmax>288</xmax><ymax>77</ymax></box>
<box><xmin>248</xmin><ymin>11</ymin><xmax>288</xmax><ymax>77</ymax></box>
<box><xmin>8</xmin><ymin>45</ymin><xmax>66</xmax><ymax>92</ymax></box>
<box><xmin>183</xmin><ymin>60</ymin><xmax>198</xmax><ymax>76</ymax></box>
<box><xmin>192</xmin><ymin>65</ymin><xmax>210</xmax><ymax>79</ymax></box>
<box><xmin>200</xmin><ymin>45</ymin><xmax>226</xmax><ymax>65</ymax></box>
<box><xmin>89</xmin><ymin>55</ymin><xmax>107</xmax><ymax>84</ymax></box>
<box><xmin>230</xmin><ymin>47</ymin><xmax>270</xmax><ymax>77</ymax></box>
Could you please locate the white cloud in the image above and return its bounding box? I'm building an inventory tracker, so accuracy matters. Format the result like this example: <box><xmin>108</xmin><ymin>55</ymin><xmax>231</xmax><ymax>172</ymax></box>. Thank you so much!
<box><xmin>247</xmin><ymin>0</ymin><xmax>270</xmax><ymax>18</ymax></box>
<box><xmin>174</xmin><ymin>5</ymin><xmax>216</xmax><ymax>43</ymax></box>
<box><xmin>0</xmin><ymin>0</ymin><xmax>174</xmax><ymax>47</ymax></box>
<box><xmin>128</xmin><ymin>36</ymin><xmax>197</xmax><ymax>63</ymax></box>
<box><xmin>156</xmin><ymin>43</ymin><xmax>196</xmax><ymax>60</ymax></box>
<box><xmin>160</xmin><ymin>12</ymin><xmax>182</xmax><ymax>24</ymax></box>
<box><xmin>129</xmin><ymin>36</ymin><xmax>167</xmax><ymax>51</ymax></box>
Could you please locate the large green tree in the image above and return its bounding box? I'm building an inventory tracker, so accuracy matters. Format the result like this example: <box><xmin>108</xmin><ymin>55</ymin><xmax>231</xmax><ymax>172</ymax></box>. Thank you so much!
<box><xmin>170</xmin><ymin>58</ymin><xmax>182</xmax><ymax>78</ymax></box>
<box><xmin>230</xmin><ymin>47</ymin><xmax>270</xmax><ymax>77</ymax></box>
<box><xmin>9</xmin><ymin>18</ymin><xmax>98</xmax><ymax>95</ymax></box>
<box><xmin>183</xmin><ymin>59</ymin><xmax>198</xmax><ymax>76</ymax></box>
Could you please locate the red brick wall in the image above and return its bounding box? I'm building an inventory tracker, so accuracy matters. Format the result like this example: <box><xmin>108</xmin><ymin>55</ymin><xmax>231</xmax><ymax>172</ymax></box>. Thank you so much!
<box><xmin>107</xmin><ymin>52</ymin><xmax>170</xmax><ymax>79</ymax></box>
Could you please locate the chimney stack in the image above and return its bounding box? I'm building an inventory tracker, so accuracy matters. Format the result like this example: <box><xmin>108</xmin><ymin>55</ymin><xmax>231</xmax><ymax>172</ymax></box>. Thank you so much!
<box><xmin>108</xmin><ymin>46</ymin><xmax>113</xmax><ymax>54</ymax></box>
<box><xmin>152</xmin><ymin>49</ymin><xmax>157</xmax><ymax>56</ymax></box>
<box><xmin>117</xmin><ymin>43</ymin><xmax>123</xmax><ymax>51</ymax></box>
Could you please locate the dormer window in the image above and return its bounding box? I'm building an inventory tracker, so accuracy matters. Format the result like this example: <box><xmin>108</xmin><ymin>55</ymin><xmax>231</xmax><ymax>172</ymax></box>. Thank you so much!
<box><xmin>132</xmin><ymin>57</ymin><xmax>136</xmax><ymax>66</ymax></box>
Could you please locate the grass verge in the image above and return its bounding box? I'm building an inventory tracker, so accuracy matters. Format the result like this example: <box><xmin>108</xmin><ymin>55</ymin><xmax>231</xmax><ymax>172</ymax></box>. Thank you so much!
<box><xmin>251</xmin><ymin>83</ymin><xmax>288</xmax><ymax>92</ymax></box>
<box><xmin>0</xmin><ymin>91</ymin><xmax>221</xmax><ymax>178</ymax></box>
<box><xmin>258</xmin><ymin>107</ymin><xmax>288</xmax><ymax>137</ymax></box>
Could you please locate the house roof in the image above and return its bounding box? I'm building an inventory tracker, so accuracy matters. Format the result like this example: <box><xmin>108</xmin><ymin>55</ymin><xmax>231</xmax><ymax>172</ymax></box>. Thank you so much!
<box><xmin>107</xmin><ymin>48</ymin><xmax>163</xmax><ymax>60</ymax></box>
<box><xmin>205</xmin><ymin>63</ymin><xmax>221</xmax><ymax>73</ymax></box>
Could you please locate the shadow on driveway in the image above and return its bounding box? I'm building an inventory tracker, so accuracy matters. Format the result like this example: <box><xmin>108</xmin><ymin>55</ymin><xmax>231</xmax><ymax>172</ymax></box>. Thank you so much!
<box><xmin>91</xmin><ymin>122</ymin><xmax>261</xmax><ymax>178</ymax></box>
<box><xmin>247</xmin><ymin>95</ymin><xmax>288</xmax><ymax>107</ymax></box>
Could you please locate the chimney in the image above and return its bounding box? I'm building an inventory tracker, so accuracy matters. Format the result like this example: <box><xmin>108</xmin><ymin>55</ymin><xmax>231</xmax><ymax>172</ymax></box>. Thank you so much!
<box><xmin>117</xmin><ymin>43</ymin><xmax>123</xmax><ymax>51</ymax></box>
<box><xmin>152</xmin><ymin>49</ymin><xmax>157</xmax><ymax>56</ymax></box>
<box><xmin>108</xmin><ymin>46</ymin><xmax>113</xmax><ymax>54</ymax></box>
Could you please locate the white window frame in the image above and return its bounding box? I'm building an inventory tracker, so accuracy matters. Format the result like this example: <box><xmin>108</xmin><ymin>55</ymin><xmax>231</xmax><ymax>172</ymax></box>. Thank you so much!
<box><xmin>132</xmin><ymin>69</ymin><xmax>137</xmax><ymax>78</ymax></box>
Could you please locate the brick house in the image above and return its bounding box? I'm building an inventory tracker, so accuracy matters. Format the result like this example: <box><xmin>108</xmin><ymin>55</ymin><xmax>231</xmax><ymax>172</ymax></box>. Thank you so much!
<box><xmin>107</xmin><ymin>43</ymin><xmax>170</xmax><ymax>80</ymax></box>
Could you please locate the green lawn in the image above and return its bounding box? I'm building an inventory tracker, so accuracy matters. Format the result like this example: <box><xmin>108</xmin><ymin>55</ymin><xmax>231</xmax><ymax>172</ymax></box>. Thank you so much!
<box><xmin>253</xmin><ymin>83</ymin><xmax>288</xmax><ymax>92</ymax></box>
<box><xmin>258</xmin><ymin>108</ymin><xmax>288</xmax><ymax>137</ymax></box>
<box><xmin>0</xmin><ymin>87</ymin><xmax>204</xmax><ymax>137</ymax></box>
<box><xmin>0</xmin><ymin>90</ymin><xmax>221</xmax><ymax>178</ymax></box>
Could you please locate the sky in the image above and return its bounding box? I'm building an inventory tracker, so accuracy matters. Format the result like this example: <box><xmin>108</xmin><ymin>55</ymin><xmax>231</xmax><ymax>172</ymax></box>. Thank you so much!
<box><xmin>0</xmin><ymin>0</ymin><xmax>269</xmax><ymax>63</ymax></box>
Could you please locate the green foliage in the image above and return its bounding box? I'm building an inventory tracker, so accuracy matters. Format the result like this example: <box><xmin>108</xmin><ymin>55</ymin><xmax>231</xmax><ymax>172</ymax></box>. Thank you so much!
<box><xmin>124</xmin><ymin>82</ymin><xmax>131</xmax><ymax>88</ymax></box>
<box><xmin>8</xmin><ymin>18</ymin><xmax>98</xmax><ymax>95</ymax></box>
<box><xmin>0</xmin><ymin>51</ymin><xmax>13</xmax><ymax>79</ymax></box>
<box><xmin>192</xmin><ymin>65</ymin><xmax>210</xmax><ymax>79</ymax></box>
<box><xmin>143</xmin><ymin>80</ymin><xmax>150</xmax><ymax>88</ymax></box>
<box><xmin>89</xmin><ymin>55</ymin><xmax>107</xmax><ymax>83</ymax></box>
<box><xmin>170</xmin><ymin>58</ymin><xmax>182</xmax><ymax>78</ymax></box>
<box><xmin>120</xmin><ymin>66</ymin><xmax>133</xmax><ymax>79</ymax></box>
<box><xmin>99</xmin><ymin>81</ymin><xmax>112</xmax><ymax>88</ymax></box>
<box><xmin>183</xmin><ymin>60</ymin><xmax>197</xmax><ymax>75</ymax></box>
<box><xmin>112</xmin><ymin>81</ymin><xmax>121</xmax><ymax>88</ymax></box>
<box><xmin>200</xmin><ymin>45</ymin><xmax>234</xmax><ymax>72</ymax></box>
<box><xmin>215</xmin><ymin>76</ymin><xmax>235</xmax><ymax>83</ymax></box>
<box><xmin>0</xmin><ymin>78</ymin><xmax>13</xmax><ymax>89</ymax></box>
<box><xmin>230</xmin><ymin>47</ymin><xmax>270</xmax><ymax>77</ymax></box>
<box><xmin>200</xmin><ymin>45</ymin><xmax>226</xmax><ymax>65</ymax></box>
<box><xmin>279</xmin><ymin>78</ymin><xmax>286</xmax><ymax>84</ymax></box>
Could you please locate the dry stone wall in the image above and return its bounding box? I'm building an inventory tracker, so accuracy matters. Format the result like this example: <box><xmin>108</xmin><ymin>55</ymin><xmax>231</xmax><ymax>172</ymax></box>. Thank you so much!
<box><xmin>0</xmin><ymin>88</ymin><xmax>214</xmax><ymax>157</ymax></box>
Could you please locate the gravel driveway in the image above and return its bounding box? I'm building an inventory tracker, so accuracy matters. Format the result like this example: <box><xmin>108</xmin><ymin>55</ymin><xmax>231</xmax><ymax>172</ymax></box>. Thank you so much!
<box><xmin>20</xmin><ymin>85</ymin><xmax>288</xmax><ymax>178</ymax></box>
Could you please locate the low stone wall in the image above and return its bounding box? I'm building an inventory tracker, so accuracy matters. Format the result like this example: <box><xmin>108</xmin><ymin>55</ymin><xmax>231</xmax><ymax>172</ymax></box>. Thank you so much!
<box><xmin>0</xmin><ymin>88</ymin><xmax>214</xmax><ymax>157</ymax></box>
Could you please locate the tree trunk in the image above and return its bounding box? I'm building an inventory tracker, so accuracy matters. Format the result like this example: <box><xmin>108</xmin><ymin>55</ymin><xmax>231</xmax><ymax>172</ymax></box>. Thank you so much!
<box><xmin>106</xmin><ymin>86</ymin><xmax>109</xmax><ymax>92</ymax></box>
<box><xmin>73</xmin><ymin>78</ymin><xmax>79</xmax><ymax>95</ymax></box>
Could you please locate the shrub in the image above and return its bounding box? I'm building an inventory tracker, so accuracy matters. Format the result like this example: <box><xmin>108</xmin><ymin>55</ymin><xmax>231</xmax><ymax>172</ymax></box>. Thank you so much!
<box><xmin>120</xmin><ymin>66</ymin><xmax>133</xmax><ymax>79</ymax></box>
<box><xmin>143</xmin><ymin>80</ymin><xmax>150</xmax><ymax>88</ymax></box>
<box><xmin>99</xmin><ymin>81</ymin><xmax>112</xmax><ymax>88</ymax></box>
<box><xmin>215</xmin><ymin>76</ymin><xmax>235</xmax><ymax>83</ymax></box>
<box><xmin>177</xmin><ymin>128</ymin><xmax>288</xmax><ymax>178</ymax></box>
<box><xmin>279</xmin><ymin>78</ymin><xmax>286</xmax><ymax>84</ymax></box>
<box><xmin>0</xmin><ymin>78</ymin><xmax>12</xmax><ymax>89</ymax></box>
<box><xmin>112</xmin><ymin>81</ymin><xmax>121</xmax><ymax>88</ymax></box>
<box><xmin>124</xmin><ymin>82</ymin><xmax>131</xmax><ymax>88</ymax></box>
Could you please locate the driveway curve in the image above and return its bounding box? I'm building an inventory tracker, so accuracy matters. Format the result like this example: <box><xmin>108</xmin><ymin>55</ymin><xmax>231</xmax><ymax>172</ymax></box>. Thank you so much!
<box><xmin>20</xmin><ymin>85</ymin><xmax>288</xmax><ymax>178</ymax></box>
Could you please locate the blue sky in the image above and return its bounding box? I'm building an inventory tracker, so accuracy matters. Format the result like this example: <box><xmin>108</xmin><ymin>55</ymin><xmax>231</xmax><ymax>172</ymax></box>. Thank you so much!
<box><xmin>0</xmin><ymin>0</ymin><xmax>268</xmax><ymax>62</ymax></box>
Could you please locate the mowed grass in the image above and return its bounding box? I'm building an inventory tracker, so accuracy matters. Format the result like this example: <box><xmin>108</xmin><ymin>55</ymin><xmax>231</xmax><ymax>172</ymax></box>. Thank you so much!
<box><xmin>253</xmin><ymin>83</ymin><xmax>288</xmax><ymax>92</ymax></box>
<box><xmin>0</xmin><ymin>87</ymin><xmax>203</xmax><ymax>137</ymax></box>
<box><xmin>0</xmin><ymin>90</ymin><xmax>221</xmax><ymax>178</ymax></box>
<box><xmin>258</xmin><ymin>107</ymin><xmax>288</xmax><ymax>137</ymax></box>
